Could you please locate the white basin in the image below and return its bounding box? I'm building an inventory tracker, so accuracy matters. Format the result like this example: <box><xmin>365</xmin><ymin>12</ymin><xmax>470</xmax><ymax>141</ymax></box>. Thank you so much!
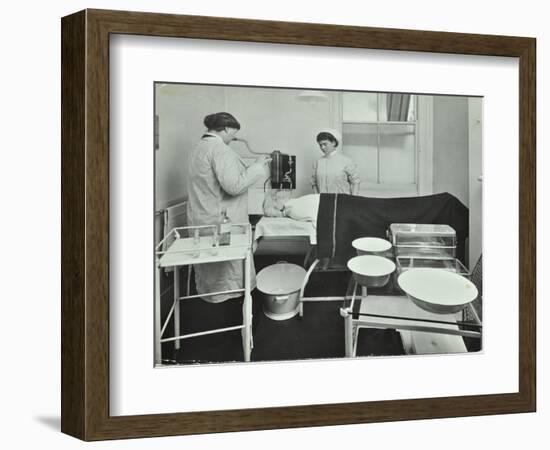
<box><xmin>398</xmin><ymin>268</ymin><xmax>478</xmax><ymax>314</ymax></box>
<box><xmin>352</xmin><ymin>237</ymin><xmax>392</xmax><ymax>255</ymax></box>
<box><xmin>347</xmin><ymin>255</ymin><xmax>396</xmax><ymax>287</ymax></box>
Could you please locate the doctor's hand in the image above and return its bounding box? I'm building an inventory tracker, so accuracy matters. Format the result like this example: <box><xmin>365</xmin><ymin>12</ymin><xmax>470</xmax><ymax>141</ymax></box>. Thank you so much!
<box><xmin>256</xmin><ymin>155</ymin><xmax>272</xmax><ymax>166</ymax></box>
<box><xmin>254</xmin><ymin>156</ymin><xmax>272</xmax><ymax>178</ymax></box>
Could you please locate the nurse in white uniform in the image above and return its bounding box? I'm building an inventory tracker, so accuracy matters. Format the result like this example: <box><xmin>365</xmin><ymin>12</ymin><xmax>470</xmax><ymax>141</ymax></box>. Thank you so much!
<box><xmin>311</xmin><ymin>129</ymin><xmax>360</xmax><ymax>195</ymax></box>
<box><xmin>187</xmin><ymin>112</ymin><xmax>270</xmax><ymax>303</ymax></box>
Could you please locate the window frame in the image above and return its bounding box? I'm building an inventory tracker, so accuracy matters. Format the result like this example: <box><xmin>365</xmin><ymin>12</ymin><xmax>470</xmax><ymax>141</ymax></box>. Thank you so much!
<box><xmin>338</xmin><ymin>92</ymin><xmax>434</xmax><ymax>197</ymax></box>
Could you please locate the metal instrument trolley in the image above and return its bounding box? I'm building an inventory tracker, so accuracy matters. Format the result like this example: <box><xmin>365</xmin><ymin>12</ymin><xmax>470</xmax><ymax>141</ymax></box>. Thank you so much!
<box><xmin>155</xmin><ymin>223</ymin><xmax>254</xmax><ymax>365</ymax></box>
<box><xmin>340</xmin><ymin>281</ymin><xmax>482</xmax><ymax>357</ymax></box>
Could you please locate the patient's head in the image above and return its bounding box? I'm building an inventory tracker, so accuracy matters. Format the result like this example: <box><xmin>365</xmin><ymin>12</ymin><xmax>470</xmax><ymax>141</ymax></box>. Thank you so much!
<box><xmin>263</xmin><ymin>191</ymin><xmax>320</xmax><ymax>222</ymax></box>
<box><xmin>263</xmin><ymin>189</ymin><xmax>292</xmax><ymax>217</ymax></box>
<box><xmin>275</xmin><ymin>189</ymin><xmax>291</xmax><ymax>202</ymax></box>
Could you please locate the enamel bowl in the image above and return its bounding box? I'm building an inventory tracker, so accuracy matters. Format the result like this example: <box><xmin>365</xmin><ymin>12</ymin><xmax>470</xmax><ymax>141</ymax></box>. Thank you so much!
<box><xmin>347</xmin><ymin>255</ymin><xmax>396</xmax><ymax>288</ymax></box>
<box><xmin>397</xmin><ymin>268</ymin><xmax>478</xmax><ymax>314</ymax></box>
<box><xmin>352</xmin><ymin>237</ymin><xmax>393</xmax><ymax>256</ymax></box>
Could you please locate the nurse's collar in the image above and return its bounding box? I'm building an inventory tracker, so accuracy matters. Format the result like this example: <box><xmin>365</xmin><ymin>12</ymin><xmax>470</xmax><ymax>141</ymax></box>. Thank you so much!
<box><xmin>203</xmin><ymin>132</ymin><xmax>223</xmax><ymax>142</ymax></box>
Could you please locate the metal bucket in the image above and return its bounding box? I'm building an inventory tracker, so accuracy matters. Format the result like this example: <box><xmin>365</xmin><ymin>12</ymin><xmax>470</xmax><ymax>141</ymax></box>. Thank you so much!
<box><xmin>256</xmin><ymin>262</ymin><xmax>307</xmax><ymax>321</ymax></box>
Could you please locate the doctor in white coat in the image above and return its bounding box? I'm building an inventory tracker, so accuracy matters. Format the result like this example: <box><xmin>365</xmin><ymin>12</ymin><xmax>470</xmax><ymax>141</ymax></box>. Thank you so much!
<box><xmin>187</xmin><ymin>112</ymin><xmax>270</xmax><ymax>303</ymax></box>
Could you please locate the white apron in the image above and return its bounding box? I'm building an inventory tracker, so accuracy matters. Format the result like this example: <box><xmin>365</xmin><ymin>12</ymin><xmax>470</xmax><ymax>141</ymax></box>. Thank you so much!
<box><xmin>311</xmin><ymin>151</ymin><xmax>360</xmax><ymax>194</ymax></box>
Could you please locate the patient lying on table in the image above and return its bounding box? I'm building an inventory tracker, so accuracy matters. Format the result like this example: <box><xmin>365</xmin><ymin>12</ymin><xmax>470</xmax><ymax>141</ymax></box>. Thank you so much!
<box><xmin>263</xmin><ymin>190</ymin><xmax>320</xmax><ymax>222</ymax></box>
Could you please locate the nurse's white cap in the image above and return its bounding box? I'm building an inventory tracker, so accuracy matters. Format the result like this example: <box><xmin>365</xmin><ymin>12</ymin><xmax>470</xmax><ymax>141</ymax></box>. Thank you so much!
<box><xmin>317</xmin><ymin>128</ymin><xmax>342</xmax><ymax>147</ymax></box>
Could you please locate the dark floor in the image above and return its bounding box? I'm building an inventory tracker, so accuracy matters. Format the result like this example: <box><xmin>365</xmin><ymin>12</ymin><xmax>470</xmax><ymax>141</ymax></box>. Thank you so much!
<box><xmin>159</xmin><ymin>255</ymin><xmax>479</xmax><ymax>365</ymax></box>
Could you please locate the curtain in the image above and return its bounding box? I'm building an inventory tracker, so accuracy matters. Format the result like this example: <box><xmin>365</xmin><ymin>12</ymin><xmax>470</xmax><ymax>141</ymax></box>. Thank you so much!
<box><xmin>386</xmin><ymin>93</ymin><xmax>411</xmax><ymax>121</ymax></box>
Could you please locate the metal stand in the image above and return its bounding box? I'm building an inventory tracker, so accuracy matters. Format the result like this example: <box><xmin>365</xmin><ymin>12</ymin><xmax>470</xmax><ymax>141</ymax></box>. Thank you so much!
<box><xmin>155</xmin><ymin>224</ymin><xmax>253</xmax><ymax>365</ymax></box>
<box><xmin>340</xmin><ymin>279</ymin><xmax>482</xmax><ymax>357</ymax></box>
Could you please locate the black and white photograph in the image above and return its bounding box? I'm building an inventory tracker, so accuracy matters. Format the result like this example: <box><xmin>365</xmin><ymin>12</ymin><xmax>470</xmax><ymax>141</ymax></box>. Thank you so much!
<box><xmin>154</xmin><ymin>84</ymin><xmax>483</xmax><ymax>366</ymax></box>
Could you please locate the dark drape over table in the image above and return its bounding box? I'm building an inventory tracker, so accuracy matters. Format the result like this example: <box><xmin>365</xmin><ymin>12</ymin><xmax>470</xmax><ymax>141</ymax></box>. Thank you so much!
<box><xmin>316</xmin><ymin>192</ymin><xmax>469</xmax><ymax>265</ymax></box>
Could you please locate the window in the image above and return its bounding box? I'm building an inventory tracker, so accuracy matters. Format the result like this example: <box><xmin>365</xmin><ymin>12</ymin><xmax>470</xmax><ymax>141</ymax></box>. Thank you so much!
<box><xmin>341</xmin><ymin>92</ymin><xmax>419</xmax><ymax>197</ymax></box>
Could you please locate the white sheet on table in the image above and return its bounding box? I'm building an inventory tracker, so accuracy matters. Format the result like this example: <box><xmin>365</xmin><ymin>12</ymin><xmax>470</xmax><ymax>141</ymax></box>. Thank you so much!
<box><xmin>254</xmin><ymin>217</ymin><xmax>317</xmax><ymax>245</ymax></box>
<box><xmin>284</xmin><ymin>194</ymin><xmax>320</xmax><ymax>222</ymax></box>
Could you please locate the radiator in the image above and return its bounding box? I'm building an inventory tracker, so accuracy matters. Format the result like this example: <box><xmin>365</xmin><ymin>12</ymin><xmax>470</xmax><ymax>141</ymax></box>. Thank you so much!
<box><xmin>155</xmin><ymin>200</ymin><xmax>187</xmax><ymax>251</ymax></box>
<box><xmin>155</xmin><ymin>200</ymin><xmax>188</xmax><ymax>275</ymax></box>
<box><xmin>162</xmin><ymin>201</ymin><xmax>187</xmax><ymax>250</ymax></box>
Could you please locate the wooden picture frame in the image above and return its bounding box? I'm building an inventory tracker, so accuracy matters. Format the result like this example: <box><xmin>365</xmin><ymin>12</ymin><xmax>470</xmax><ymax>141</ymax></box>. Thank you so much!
<box><xmin>61</xmin><ymin>9</ymin><xmax>536</xmax><ymax>441</ymax></box>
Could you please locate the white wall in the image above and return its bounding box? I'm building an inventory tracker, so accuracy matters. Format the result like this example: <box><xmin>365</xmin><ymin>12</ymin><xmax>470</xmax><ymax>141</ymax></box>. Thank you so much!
<box><xmin>155</xmin><ymin>84</ymin><xmax>226</xmax><ymax>208</ymax></box>
<box><xmin>2</xmin><ymin>1</ymin><xmax>547</xmax><ymax>450</ymax></box>
<box><xmin>468</xmin><ymin>98</ymin><xmax>483</xmax><ymax>268</ymax></box>
<box><xmin>156</xmin><ymin>89</ymin><xmax>474</xmax><ymax>212</ymax></box>
<box><xmin>433</xmin><ymin>96</ymin><xmax>470</xmax><ymax>206</ymax></box>
<box><xmin>431</xmin><ymin>96</ymin><xmax>478</xmax><ymax>266</ymax></box>
<box><xmin>155</xmin><ymin>84</ymin><xmax>334</xmax><ymax>212</ymax></box>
